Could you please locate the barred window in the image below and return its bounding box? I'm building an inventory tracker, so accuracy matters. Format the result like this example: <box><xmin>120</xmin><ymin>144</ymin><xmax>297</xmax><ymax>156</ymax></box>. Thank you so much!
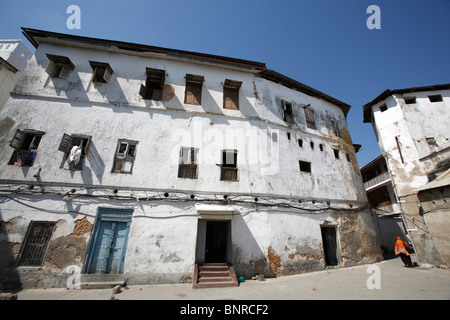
<box><xmin>17</xmin><ymin>221</ymin><xmax>55</xmax><ymax>267</ymax></box>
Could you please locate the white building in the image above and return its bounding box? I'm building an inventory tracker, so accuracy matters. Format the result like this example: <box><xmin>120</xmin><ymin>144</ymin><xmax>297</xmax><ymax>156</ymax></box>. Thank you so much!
<box><xmin>0</xmin><ymin>40</ymin><xmax>32</xmax><ymax>111</ymax></box>
<box><xmin>363</xmin><ymin>84</ymin><xmax>450</xmax><ymax>266</ymax></box>
<box><xmin>0</xmin><ymin>28</ymin><xmax>382</xmax><ymax>289</ymax></box>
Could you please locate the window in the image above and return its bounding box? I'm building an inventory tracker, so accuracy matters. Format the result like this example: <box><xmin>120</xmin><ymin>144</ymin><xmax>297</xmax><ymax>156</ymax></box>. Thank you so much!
<box><xmin>58</xmin><ymin>134</ymin><xmax>92</xmax><ymax>170</ymax></box>
<box><xmin>333</xmin><ymin>149</ymin><xmax>340</xmax><ymax>159</ymax></box>
<box><xmin>404</xmin><ymin>96</ymin><xmax>416</xmax><ymax>104</ymax></box>
<box><xmin>299</xmin><ymin>160</ymin><xmax>311</xmax><ymax>173</ymax></box>
<box><xmin>319</xmin><ymin>144</ymin><xmax>324</xmax><ymax>152</ymax></box>
<box><xmin>379</xmin><ymin>104</ymin><xmax>388</xmax><ymax>112</ymax></box>
<box><xmin>310</xmin><ymin>141</ymin><xmax>314</xmax><ymax>150</ymax></box>
<box><xmin>184</xmin><ymin>74</ymin><xmax>204</xmax><ymax>105</ymax></box>
<box><xmin>428</xmin><ymin>94</ymin><xmax>443</xmax><ymax>102</ymax></box>
<box><xmin>282</xmin><ymin>100</ymin><xmax>294</xmax><ymax>124</ymax></box>
<box><xmin>178</xmin><ymin>147</ymin><xmax>198</xmax><ymax>179</ymax></box>
<box><xmin>287</xmin><ymin>132</ymin><xmax>291</xmax><ymax>140</ymax></box>
<box><xmin>220</xmin><ymin>149</ymin><xmax>238</xmax><ymax>181</ymax></box>
<box><xmin>8</xmin><ymin>129</ymin><xmax>44</xmax><ymax>167</ymax></box>
<box><xmin>46</xmin><ymin>54</ymin><xmax>74</xmax><ymax>79</ymax></box>
<box><xmin>346</xmin><ymin>153</ymin><xmax>351</xmax><ymax>162</ymax></box>
<box><xmin>331</xmin><ymin>119</ymin><xmax>343</xmax><ymax>139</ymax></box>
<box><xmin>89</xmin><ymin>61</ymin><xmax>113</xmax><ymax>84</ymax></box>
<box><xmin>223</xmin><ymin>79</ymin><xmax>242</xmax><ymax>110</ymax></box>
<box><xmin>112</xmin><ymin>140</ymin><xmax>138</xmax><ymax>173</ymax></box>
<box><xmin>140</xmin><ymin>68</ymin><xmax>165</xmax><ymax>101</ymax></box>
<box><xmin>305</xmin><ymin>107</ymin><xmax>316</xmax><ymax>129</ymax></box>
<box><xmin>17</xmin><ymin>221</ymin><xmax>55</xmax><ymax>267</ymax></box>
<box><xmin>298</xmin><ymin>139</ymin><xmax>303</xmax><ymax>148</ymax></box>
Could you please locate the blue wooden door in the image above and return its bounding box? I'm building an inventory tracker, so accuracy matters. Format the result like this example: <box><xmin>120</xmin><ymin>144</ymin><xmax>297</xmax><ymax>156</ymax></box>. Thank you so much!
<box><xmin>85</xmin><ymin>208</ymin><xmax>132</xmax><ymax>274</ymax></box>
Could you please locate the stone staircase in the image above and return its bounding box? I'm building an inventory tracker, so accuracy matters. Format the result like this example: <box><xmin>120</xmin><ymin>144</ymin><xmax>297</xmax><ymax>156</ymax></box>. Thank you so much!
<box><xmin>193</xmin><ymin>263</ymin><xmax>239</xmax><ymax>289</ymax></box>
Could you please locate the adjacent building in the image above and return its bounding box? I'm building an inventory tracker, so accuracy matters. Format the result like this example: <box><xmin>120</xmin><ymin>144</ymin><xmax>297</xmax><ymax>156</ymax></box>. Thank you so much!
<box><xmin>0</xmin><ymin>28</ymin><xmax>382</xmax><ymax>290</ymax></box>
<box><xmin>360</xmin><ymin>155</ymin><xmax>407</xmax><ymax>254</ymax></box>
<box><xmin>363</xmin><ymin>84</ymin><xmax>450</xmax><ymax>266</ymax></box>
<box><xmin>0</xmin><ymin>40</ymin><xmax>32</xmax><ymax>110</ymax></box>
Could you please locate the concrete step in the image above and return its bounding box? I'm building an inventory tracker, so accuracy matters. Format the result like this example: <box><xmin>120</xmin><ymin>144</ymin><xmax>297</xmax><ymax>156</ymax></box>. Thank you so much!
<box><xmin>193</xmin><ymin>263</ymin><xmax>239</xmax><ymax>289</ymax></box>
<box><xmin>80</xmin><ymin>274</ymin><xmax>126</xmax><ymax>289</ymax></box>
<box><xmin>195</xmin><ymin>280</ymin><xmax>237</xmax><ymax>289</ymax></box>
<box><xmin>199</xmin><ymin>276</ymin><xmax>233</xmax><ymax>283</ymax></box>
<box><xmin>80</xmin><ymin>281</ymin><xmax>124</xmax><ymax>290</ymax></box>
<box><xmin>199</xmin><ymin>270</ymin><xmax>230</xmax><ymax>277</ymax></box>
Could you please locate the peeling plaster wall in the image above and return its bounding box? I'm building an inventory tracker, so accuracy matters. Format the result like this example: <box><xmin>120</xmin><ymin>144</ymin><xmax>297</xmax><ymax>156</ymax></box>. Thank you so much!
<box><xmin>0</xmin><ymin>39</ymin><xmax>382</xmax><ymax>288</ymax></box>
<box><xmin>0</xmin><ymin>194</ymin><xmax>382</xmax><ymax>288</ymax></box>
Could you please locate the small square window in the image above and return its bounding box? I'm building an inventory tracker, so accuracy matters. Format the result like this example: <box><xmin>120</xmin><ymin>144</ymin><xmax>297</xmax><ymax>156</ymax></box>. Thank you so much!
<box><xmin>46</xmin><ymin>54</ymin><xmax>74</xmax><ymax>79</ymax></box>
<box><xmin>89</xmin><ymin>61</ymin><xmax>113</xmax><ymax>83</ymax></box>
<box><xmin>404</xmin><ymin>96</ymin><xmax>416</xmax><ymax>104</ymax></box>
<box><xmin>299</xmin><ymin>161</ymin><xmax>311</xmax><ymax>173</ymax></box>
<box><xmin>140</xmin><ymin>68</ymin><xmax>165</xmax><ymax>101</ymax></box>
<box><xmin>428</xmin><ymin>94</ymin><xmax>443</xmax><ymax>103</ymax></box>
<box><xmin>346</xmin><ymin>153</ymin><xmax>351</xmax><ymax>162</ymax></box>
<box><xmin>333</xmin><ymin>149</ymin><xmax>340</xmax><ymax>159</ymax></box>
<box><xmin>379</xmin><ymin>104</ymin><xmax>388</xmax><ymax>112</ymax></box>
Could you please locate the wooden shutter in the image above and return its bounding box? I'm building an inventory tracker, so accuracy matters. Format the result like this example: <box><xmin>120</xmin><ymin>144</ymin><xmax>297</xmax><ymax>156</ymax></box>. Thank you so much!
<box><xmin>139</xmin><ymin>84</ymin><xmax>148</xmax><ymax>98</ymax></box>
<box><xmin>103</xmin><ymin>65</ymin><xmax>113</xmax><ymax>83</ymax></box>
<box><xmin>10</xmin><ymin>129</ymin><xmax>24</xmax><ymax>149</ymax></box>
<box><xmin>58</xmin><ymin>134</ymin><xmax>72</xmax><ymax>152</ymax></box>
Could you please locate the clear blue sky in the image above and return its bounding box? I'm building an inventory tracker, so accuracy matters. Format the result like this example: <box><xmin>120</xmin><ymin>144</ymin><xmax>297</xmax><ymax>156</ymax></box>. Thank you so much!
<box><xmin>1</xmin><ymin>0</ymin><xmax>449</xmax><ymax>167</ymax></box>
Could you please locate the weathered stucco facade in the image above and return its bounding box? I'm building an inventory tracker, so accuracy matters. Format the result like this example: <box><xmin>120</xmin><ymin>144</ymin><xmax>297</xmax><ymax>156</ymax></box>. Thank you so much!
<box><xmin>363</xmin><ymin>84</ymin><xmax>450</xmax><ymax>267</ymax></box>
<box><xmin>0</xmin><ymin>28</ymin><xmax>382</xmax><ymax>289</ymax></box>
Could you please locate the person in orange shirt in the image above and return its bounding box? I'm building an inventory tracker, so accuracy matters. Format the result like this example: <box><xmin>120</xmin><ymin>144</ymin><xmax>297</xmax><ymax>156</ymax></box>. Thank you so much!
<box><xmin>395</xmin><ymin>237</ymin><xmax>413</xmax><ymax>267</ymax></box>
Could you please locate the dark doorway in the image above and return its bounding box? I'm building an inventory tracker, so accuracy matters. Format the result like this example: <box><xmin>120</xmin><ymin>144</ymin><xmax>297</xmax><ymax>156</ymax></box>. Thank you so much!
<box><xmin>321</xmin><ymin>226</ymin><xmax>339</xmax><ymax>266</ymax></box>
<box><xmin>205</xmin><ymin>221</ymin><xmax>230</xmax><ymax>263</ymax></box>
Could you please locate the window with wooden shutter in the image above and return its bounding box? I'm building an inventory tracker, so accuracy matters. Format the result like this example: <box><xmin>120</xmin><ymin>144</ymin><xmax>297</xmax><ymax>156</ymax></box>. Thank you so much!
<box><xmin>8</xmin><ymin>129</ymin><xmax>44</xmax><ymax>167</ymax></box>
<box><xmin>140</xmin><ymin>68</ymin><xmax>165</xmax><ymax>101</ymax></box>
<box><xmin>178</xmin><ymin>147</ymin><xmax>198</xmax><ymax>179</ymax></box>
<box><xmin>223</xmin><ymin>79</ymin><xmax>242</xmax><ymax>110</ymax></box>
<box><xmin>282</xmin><ymin>100</ymin><xmax>294</xmax><ymax>124</ymax></box>
<box><xmin>184</xmin><ymin>74</ymin><xmax>204</xmax><ymax>105</ymax></box>
<box><xmin>112</xmin><ymin>140</ymin><xmax>138</xmax><ymax>174</ymax></box>
<box><xmin>58</xmin><ymin>134</ymin><xmax>92</xmax><ymax>170</ymax></box>
<box><xmin>220</xmin><ymin>149</ymin><xmax>238</xmax><ymax>181</ymax></box>
<box><xmin>46</xmin><ymin>54</ymin><xmax>74</xmax><ymax>79</ymax></box>
<box><xmin>89</xmin><ymin>61</ymin><xmax>113</xmax><ymax>83</ymax></box>
<box><xmin>305</xmin><ymin>107</ymin><xmax>316</xmax><ymax>129</ymax></box>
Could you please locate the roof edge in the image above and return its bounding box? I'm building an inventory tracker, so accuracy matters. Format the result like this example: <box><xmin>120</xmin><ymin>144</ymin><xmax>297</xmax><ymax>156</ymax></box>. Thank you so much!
<box><xmin>363</xmin><ymin>84</ymin><xmax>450</xmax><ymax>123</ymax></box>
<box><xmin>21</xmin><ymin>27</ymin><xmax>351</xmax><ymax>114</ymax></box>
